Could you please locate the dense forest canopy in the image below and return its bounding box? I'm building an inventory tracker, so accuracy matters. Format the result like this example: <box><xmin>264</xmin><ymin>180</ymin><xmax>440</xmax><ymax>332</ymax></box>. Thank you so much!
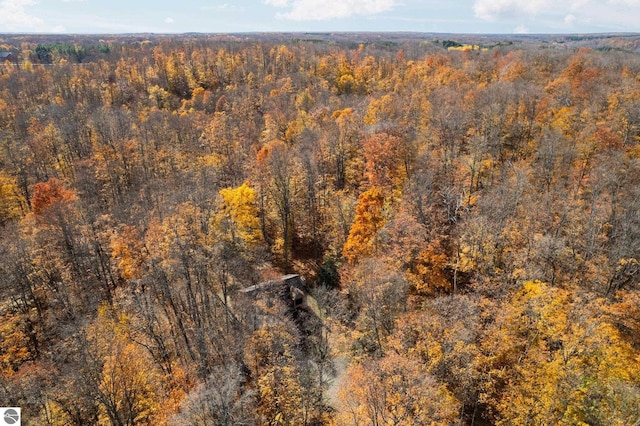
<box><xmin>1</xmin><ymin>33</ymin><xmax>640</xmax><ymax>425</ymax></box>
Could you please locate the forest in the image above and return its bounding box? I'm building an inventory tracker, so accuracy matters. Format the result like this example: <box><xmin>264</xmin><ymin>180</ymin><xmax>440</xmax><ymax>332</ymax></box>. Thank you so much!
<box><xmin>0</xmin><ymin>32</ymin><xmax>640</xmax><ymax>425</ymax></box>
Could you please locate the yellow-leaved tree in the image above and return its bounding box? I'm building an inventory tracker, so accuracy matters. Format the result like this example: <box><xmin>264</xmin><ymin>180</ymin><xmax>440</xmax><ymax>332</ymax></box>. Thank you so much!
<box><xmin>87</xmin><ymin>305</ymin><xmax>165</xmax><ymax>426</ymax></box>
<box><xmin>110</xmin><ymin>225</ymin><xmax>146</xmax><ymax>281</ymax></box>
<box><xmin>245</xmin><ymin>321</ymin><xmax>307</xmax><ymax>425</ymax></box>
<box><xmin>482</xmin><ymin>281</ymin><xmax>640</xmax><ymax>425</ymax></box>
<box><xmin>335</xmin><ymin>352</ymin><xmax>460</xmax><ymax>425</ymax></box>
<box><xmin>0</xmin><ymin>313</ymin><xmax>31</xmax><ymax>378</ymax></box>
<box><xmin>0</xmin><ymin>171</ymin><xmax>24</xmax><ymax>225</ymax></box>
<box><xmin>218</xmin><ymin>182</ymin><xmax>262</xmax><ymax>245</ymax></box>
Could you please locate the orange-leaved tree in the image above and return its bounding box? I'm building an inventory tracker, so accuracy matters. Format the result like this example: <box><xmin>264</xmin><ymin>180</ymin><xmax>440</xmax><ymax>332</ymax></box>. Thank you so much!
<box><xmin>342</xmin><ymin>187</ymin><xmax>385</xmax><ymax>264</ymax></box>
<box><xmin>30</xmin><ymin>177</ymin><xmax>76</xmax><ymax>216</ymax></box>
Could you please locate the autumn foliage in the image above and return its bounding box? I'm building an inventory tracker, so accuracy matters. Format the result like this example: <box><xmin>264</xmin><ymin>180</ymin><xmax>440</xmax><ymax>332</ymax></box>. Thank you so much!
<box><xmin>30</xmin><ymin>177</ymin><xmax>76</xmax><ymax>216</ymax></box>
<box><xmin>0</xmin><ymin>33</ymin><xmax>640</xmax><ymax>425</ymax></box>
<box><xmin>342</xmin><ymin>187</ymin><xmax>385</xmax><ymax>263</ymax></box>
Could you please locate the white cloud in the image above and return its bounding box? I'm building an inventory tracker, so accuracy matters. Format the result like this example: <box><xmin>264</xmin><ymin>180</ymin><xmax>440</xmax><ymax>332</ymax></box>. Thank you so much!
<box><xmin>0</xmin><ymin>0</ymin><xmax>44</xmax><ymax>30</ymax></box>
<box><xmin>475</xmin><ymin>0</ymin><xmax>640</xmax><ymax>21</ymax></box>
<box><xmin>514</xmin><ymin>24</ymin><xmax>529</xmax><ymax>33</ymax></box>
<box><xmin>164</xmin><ymin>17</ymin><xmax>174</xmax><ymax>23</ymax></box>
<box><xmin>474</xmin><ymin>0</ymin><xmax>555</xmax><ymax>20</ymax></box>
<box><xmin>264</xmin><ymin>0</ymin><xmax>398</xmax><ymax>20</ymax></box>
<box><xmin>564</xmin><ymin>13</ymin><xmax>576</xmax><ymax>24</ymax></box>
<box><xmin>201</xmin><ymin>3</ymin><xmax>245</xmax><ymax>11</ymax></box>
<box><xmin>264</xmin><ymin>0</ymin><xmax>290</xmax><ymax>6</ymax></box>
<box><xmin>473</xmin><ymin>0</ymin><xmax>640</xmax><ymax>31</ymax></box>
<box><xmin>609</xmin><ymin>0</ymin><xmax>640</xmax><ymax>5</ymax></box>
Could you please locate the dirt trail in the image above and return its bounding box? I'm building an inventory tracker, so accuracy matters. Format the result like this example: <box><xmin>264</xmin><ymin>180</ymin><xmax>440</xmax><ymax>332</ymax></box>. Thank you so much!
<box><xmin>326</xmin><ymin>354</ymin><xmax>349</xmax><ymax>406</ymax></box>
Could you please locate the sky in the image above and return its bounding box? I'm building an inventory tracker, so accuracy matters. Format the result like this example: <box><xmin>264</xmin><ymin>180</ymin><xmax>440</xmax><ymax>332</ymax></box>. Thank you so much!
<box><xmin>1</xmin><ymin>0</ymin><xmax>639</xmax><ymax>34</ymax></box>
